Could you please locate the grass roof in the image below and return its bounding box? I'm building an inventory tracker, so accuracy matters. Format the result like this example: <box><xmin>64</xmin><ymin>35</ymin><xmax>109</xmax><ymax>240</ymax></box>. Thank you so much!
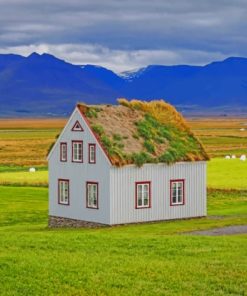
<box><xmin>77</xmin><ymin>99</ymin><xmax>209</xmax><ymax>167</ymax></box>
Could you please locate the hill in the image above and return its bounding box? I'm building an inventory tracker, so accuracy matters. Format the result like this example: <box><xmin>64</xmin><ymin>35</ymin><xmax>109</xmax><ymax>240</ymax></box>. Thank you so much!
<box><xmin>0</xmin><ymin>53</ymin><xmax>247</xmax><ymax>116</ymax></box>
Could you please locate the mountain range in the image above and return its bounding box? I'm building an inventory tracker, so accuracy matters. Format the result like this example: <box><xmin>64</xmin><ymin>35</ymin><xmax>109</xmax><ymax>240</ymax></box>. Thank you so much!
<box><xmin>0</xmin><ymin>52</ymin><xmax>247</xmax><ymax>116</ymax></box>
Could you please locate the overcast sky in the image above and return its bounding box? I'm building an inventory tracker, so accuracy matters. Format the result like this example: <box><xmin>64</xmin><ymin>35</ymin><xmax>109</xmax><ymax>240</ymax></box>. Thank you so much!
<box><xmin>0</xmin><ymin>0</ymin><xmax>246</xmax><ymax>72</ymax></box>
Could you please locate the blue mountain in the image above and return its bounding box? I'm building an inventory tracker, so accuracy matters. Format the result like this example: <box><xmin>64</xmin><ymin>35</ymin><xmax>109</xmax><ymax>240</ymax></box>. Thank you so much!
<box><xmin>0</xmin><ymin>53</ymin><xmax>247</xmax><ymax>116</ymax></box>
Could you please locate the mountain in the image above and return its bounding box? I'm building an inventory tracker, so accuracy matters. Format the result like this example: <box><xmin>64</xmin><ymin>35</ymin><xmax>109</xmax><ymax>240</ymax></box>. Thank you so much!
<box><xmin>0</xmin><ymin>53</ymin><xmax>247</xmax><ymax>116</ymax></box>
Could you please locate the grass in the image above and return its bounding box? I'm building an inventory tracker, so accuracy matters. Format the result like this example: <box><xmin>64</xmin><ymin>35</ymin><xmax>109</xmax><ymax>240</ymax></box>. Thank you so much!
<box><xmin>188</xmin><ymin>117</ymin><xmax>247</xmax><ymax>157</ymax></box>
<box><xmin>0</xmin><ymin>170</ymin><xmax>48</xmax><ymax>187</ymax></box>
<box><xmin>0</xmin><ymin>186</ymin><xmax>246</xmax><ymax>295</ymax></box>
<box><xmin>0</xmin><ymin>117</ymin><xmax>247</xmax><ymax>295</ymax></box>
<box><xmin>1</xmin><ymin>116</ymin><xmax>247</xmax><ymax>166</ymax></box>
<box><xmin>1</xmin><ymin>158</ymin><xmax>247</xmax><ymax>190</ymax></box>
<box><xmin>0</xmin><ymin>118</ymin><xmax>65</xmax><ymax>166</ymax></box>
<box><xmin>208</xmin><ymin>158</ymin><xmax>247</xmax><ymax>190</ymax></box>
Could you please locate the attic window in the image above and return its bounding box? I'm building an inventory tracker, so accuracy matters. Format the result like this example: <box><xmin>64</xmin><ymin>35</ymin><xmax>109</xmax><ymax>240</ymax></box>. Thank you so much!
<box><xmin>135</xmin><ymin>182</ymin><xmax>151</xmax><ymax>209</ymax></box>
<box><xmin>60</xmin><ymin>142</ymin><xmax>67</xmax><ymax>162</ymax></box>
<box><xmin>72</xmin><ymin>141</ymin><xmax>83</xmax><ymax>162</ymax></box>
<box><xmin>170</xmin><ymin>180</ymin><xmax>185</xmax><ymax>206</ymax></box>
<box><xmin>71</xmin><ymin>120</ymin><xmax>84</xmax><ymax>131</ymax></box>
<box><xmin>88</xmin><ymin>144</ymin><xmax>96</xmax><ymax>163</ymax></box>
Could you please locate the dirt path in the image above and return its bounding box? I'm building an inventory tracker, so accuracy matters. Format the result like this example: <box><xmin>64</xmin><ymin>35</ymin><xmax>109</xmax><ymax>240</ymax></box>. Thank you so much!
<box><xmin>188</xmin><ymin>225</ymin><xmax>247</xmax><ymax>236</ymax></box>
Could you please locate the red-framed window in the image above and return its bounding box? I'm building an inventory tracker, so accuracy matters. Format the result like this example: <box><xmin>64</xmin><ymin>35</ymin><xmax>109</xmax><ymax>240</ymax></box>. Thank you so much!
<box><xmin>60</xmin><ymin>142</ymin><xmax>67</xmax><ymax>162</ymax></box>
<box><xmin>58</xmin><ymin>179</ymin><xmax>69</xmax><ymax>205</ymax></box>
<box><xmin>71</xmin><ymin>120</ymin><xmax>84</xmax><ymax>131</ymax></box>
<box><xmin>135</xmin><ymin>181</ymin><xmax>151</xmax><ymax>209</ymax></box>
<box><xmin>86</xmin><ymin>182</ymin><xmax>98</xmax><ymax>209</ymax></box>
<box><xmin>88</xmin><ymin>143</ymin><xmax>96</xmax><ymax>163</ymax></box>
<box><xmin>72</xmin><ymin>141</ymin><xmax>83</xmax><ymax>162</ymax></box>
<box><xmin>170</xmin><ymin>179</ymin><xmax>185</xmax><ymax>206</ymax></box>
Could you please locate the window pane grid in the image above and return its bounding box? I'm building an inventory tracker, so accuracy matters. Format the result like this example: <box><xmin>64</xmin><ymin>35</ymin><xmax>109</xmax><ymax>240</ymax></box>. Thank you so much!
<box><xmin>61</xmin><ymin>144</ymin><xmax>67</xmax><ymax>161</ymax></box>
<box><xmin>136</xmin><ymin>183</ymin><xmax>150</xmax><ymax>208</ymax></box>
<box><xmin>59</xmin><ymin>180</ymin><xmax>69</xmax><ymax>205</ymax></box>
<box><xmin>87</xmin><ymin>183</ymin><xmax>98</xmax><ymax>208</ymax></box>
<box><xmin>73</xmin><ymin>142</ymin><xmax>83</xmax><ymax>162</ymax></box>
<box><xmin>171</xmin><ymin>181</ymin><xmax>184</xmax><ymax>205</ymax></box>
<box><xmin>89</xmin><ymin>145</ymin><xmax>96</xmax><ymax>163</ymax></box>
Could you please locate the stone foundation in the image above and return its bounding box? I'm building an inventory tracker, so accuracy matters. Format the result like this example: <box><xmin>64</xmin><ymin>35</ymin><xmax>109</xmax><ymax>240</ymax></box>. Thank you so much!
<box><xmin>48</xmin><ymin>216</ymin><xmax>108</xmax><ymax>228</ymax></box>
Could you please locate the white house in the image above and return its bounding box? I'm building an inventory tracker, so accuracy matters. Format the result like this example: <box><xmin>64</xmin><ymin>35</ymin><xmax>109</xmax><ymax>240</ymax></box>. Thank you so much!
<box><xmin>48</xmin><ymin>99</ymin><xmax>208</xmax><ymax>227</ymax></box>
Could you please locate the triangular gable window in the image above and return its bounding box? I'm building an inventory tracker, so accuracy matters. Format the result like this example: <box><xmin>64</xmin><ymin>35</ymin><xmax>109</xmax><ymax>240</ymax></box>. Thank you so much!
<box><xmin>71</xmin><ymin>120</ymin><xmax>84</xmax><ymax>131</ymax></box>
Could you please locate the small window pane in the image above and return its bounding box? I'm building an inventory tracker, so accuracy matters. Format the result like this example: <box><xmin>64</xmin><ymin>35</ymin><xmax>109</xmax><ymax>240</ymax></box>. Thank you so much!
<box><xmin>87</xmin><ymin>183</ymin><xmax>98</xmax><ymax>208</ymax></box>
<box><xmin>59</xmin><ymin>180</ymin><xmax>69</xmax><ymax>205</ymax></box>
<box><xmin>171</xmin><ymin>181</ymin><xmax>184</xmax><ymax>205</ymax></box>
<box><xmin>136</xmin><ymin>183</ymin><xmax>150</xmax><ymax>208</ymax></box>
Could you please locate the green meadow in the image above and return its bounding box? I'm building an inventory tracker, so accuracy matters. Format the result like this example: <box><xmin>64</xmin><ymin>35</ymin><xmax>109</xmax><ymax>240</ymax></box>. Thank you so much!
<box><xmin>0</xmin><ymin>117</ymin><xmax>247</xmax><ymax>295</ymax></box>
<box><xmin>0</xmin><ymin>186</ymin><xmax>246</xmax><ymax>296</ymax></box>
<box><xmin>1</xmin><ymin>158</ymin><xmax>247</xmax><ymax>190</ymax></box>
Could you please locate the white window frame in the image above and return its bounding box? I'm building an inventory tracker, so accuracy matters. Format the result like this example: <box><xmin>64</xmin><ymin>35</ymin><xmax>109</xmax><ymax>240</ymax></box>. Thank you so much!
<box><xmin>170</xmin><ymin>180</ymin><xmax>184</xmax><ymax>206</ymax></box>
<box><xmin>86</xmin><ymin>182</ymin><xmax>98</xmax><ymax>209</ymax></box>
<box><xmin>72</xmin><ymin>141</ymin><xmax>83</xmax><ymax>162</ymax></box>
<box><xmin>60</xmin><ymin>143</ymin><xmax>67</xmax><ymax>162</ymax></box>
<box><xmin>58</xmin><ymin>179</ymin><xmax>69</xmax><ymax>205</ymax></box>
<box><xmin>135</xmin><ymin>182</ymin><xmax>151</xmax><ymax>209</ymax></box>
<box><xmin>89</xmin><ymin>144</ymin><xmax>96</xmax><ymax>163</ymax></box>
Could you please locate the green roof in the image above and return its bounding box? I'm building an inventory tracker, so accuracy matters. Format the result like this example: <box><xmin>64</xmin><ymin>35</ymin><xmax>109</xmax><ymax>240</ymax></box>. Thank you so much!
<box><xmin>77</xmin><ymin>99</ymin><xmax>209</xmax><ymax>166</ymax></box>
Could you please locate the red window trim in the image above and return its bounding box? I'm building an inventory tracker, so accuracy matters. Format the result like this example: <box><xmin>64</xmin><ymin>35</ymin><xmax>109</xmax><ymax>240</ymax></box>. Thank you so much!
<box><xmin>170</xmin><ymin>179</ymin><xmax>185</xmax><ymax>206</ymax></box>
<box><xmin>58</xmin><ymin>179</ymin><xmax>70</xmax><ymax>205</ymax></box>
<box><xmin>72</xmin><ymin>140</ymin><xmax>83</xmax><ymax>163</ymax></box>
<box><xmin>86</xmin><ymin>181</ymin><xmax>99</xmax><ymax>209</ymax></box>
<box><xmin>60</xmin><ymin>142</ymin><xmax>67</xmax><ymax>162</ymax></box>
<box><xmin>76</xmin><ymin>106</ymin><xmax>113</xmax><ymax>165</ymax></box>
<box><xmin>135</xmin><ymin>181</ymin><xmax>151</xmax><ymax>209</ymax></box>
<box><xmin>71</xmin><ymin>120</ymin><xmax>84</xmax><ymax>132</ymax></box>
<box><xmin>88</xmin><ymin>143</ymin><xmax>96</xmax><ymax>164</ymax></box>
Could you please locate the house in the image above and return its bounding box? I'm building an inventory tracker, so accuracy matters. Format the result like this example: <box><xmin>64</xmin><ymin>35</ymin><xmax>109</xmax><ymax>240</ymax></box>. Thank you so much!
<box><xmin>47</xmin><ymin>99</ymin><xmax>209</xmax><ymax>227</ymax></box>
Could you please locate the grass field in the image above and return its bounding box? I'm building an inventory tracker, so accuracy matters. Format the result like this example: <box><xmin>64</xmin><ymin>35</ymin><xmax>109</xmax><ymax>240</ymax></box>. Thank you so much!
<box><xmin>1</xmin><ymin>117</ymin><xmax>247</xmax><ymax>167</ymax></box>
<box><xmin>0</xmin><ymin>186</ymin><xmax>246</xmax><ymax>295</ymax></box>
<box><xmin>188</xmin><ymin>117</ymin><xmax>247</xmax><ymax>157</ymax></box>
<box><xmin>0</xmin><ymin>117</ymin><xmax>247</xmax><ymax>295</ymax></box>
<box><xmin>0</xmin><ymin>118</ymin><xmax>65</xmax><ymax>166</ymax></box>
<box><xmin>1</xmin><ymin>158</ymin><xmax>247</xmax><ymax>190</ymax></box>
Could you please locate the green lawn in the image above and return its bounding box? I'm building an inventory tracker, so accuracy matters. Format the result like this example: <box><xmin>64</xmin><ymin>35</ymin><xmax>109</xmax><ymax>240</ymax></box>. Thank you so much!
<box><xmin>1</xmin><ymin>158</ymin><xmax>247</xmax><ymax>190</ymax></box>
<box><xmin>0</xmin><ymin>170</ymin><xmax>48</xmax><ymax>186</ymax></box>
<box><xmin>208</xmin><ymin>158</ymin><xmax>247</xmax><ymax>189</ymax></box>
<box><xmin>0</xmin><ymin>186</ymin><xmax>246</xmax><ymax>295</ymax></box>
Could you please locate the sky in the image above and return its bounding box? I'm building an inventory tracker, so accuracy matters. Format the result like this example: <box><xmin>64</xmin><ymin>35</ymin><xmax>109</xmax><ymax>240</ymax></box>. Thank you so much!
<box><xmin>0</xmin><ymin>0</ymin><xmax>246</xmax><ymax>72</ymax></box>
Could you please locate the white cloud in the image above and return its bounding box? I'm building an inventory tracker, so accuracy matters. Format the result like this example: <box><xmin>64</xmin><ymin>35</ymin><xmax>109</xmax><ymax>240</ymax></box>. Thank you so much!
<box><xmin>0</xmin><ymin>43</ymin><xmax>230</xmax><ymax>72</ymax></box>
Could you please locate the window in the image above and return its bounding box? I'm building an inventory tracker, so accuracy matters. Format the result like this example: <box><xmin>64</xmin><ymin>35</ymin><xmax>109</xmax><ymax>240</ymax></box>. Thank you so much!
<box><xmin>86</xmin><ymin>182</ymin><xmax>98</xmax><ymax>209</ymax></box>
<box><xmin>60</xmin><ymin>142</ymin><xmax>67</xmax><ymax>162</ymax></box>
<box><xmin>88</xmin><ymin>144</ymin><xmax>96</xmax><ymax>163</ymax></box>
<box><xmin>135</xmin><ymin>182</ymin><xmax>151</xmax><ymax>209</ymax></box>
<box><xmin>170</xmin><ymin>180</ymin><xmax>185</xmax><ymax>206</ymax></box>
<box><xmin>71</xmin><ymin>120</ymin><xmax>84</xmax><ymax>131</ymax></box>
<box><xmin>58</xmin><ymin>179</ymin><xmax>69</xmax><ymax>205</ymax></box>
<box><xmin>72</xmin><ymin>141</ymin><xmax>83</xmax><ymax>162</ymax></box>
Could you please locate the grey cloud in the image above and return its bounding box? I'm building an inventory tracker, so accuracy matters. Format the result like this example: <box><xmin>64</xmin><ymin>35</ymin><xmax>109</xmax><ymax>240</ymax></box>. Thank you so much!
<box><xmin>0</xmin><ymin>0</ymin><xmax>246</xmax><ymax>69</ymax></box>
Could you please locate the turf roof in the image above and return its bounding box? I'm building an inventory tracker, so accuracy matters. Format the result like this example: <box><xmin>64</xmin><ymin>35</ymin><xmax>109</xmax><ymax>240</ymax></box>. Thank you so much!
<box><xmin>77</xmin><ymin>99</ymin><xmax>209</xmax><ymax>166</ymax></box>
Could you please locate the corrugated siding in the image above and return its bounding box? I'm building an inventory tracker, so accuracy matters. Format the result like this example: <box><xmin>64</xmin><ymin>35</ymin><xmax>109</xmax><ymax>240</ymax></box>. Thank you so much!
<box><xmin>49</xmin><ymin>108</ymin><xmax>111</xmax><ymax>224</ymax></box>
<box><xmin>110</xmin><ymin>162</ymin><xmax>206</xmax><ymax>225</ymax></box>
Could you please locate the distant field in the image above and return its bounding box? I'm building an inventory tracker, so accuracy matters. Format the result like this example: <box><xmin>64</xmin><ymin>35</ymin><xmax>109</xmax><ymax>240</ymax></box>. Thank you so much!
<box><xmin>1</xmin><ymin>116</ymin><xmax>247</xmax><ymax>166</ymax></box>
<box><xmin>0</xmin><ymin>118</ymin><xmax>66</xmax><ymax>166</ymax></box>
<box><xmin>188</xmin><ymin>117</ymin><xmax>247</xmax><ymax>157</ymax></box>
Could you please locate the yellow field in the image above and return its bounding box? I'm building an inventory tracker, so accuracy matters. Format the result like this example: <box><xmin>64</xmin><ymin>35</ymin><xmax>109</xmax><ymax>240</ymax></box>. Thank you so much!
<box><xmin>0</xmin><ymin>118</ymin><xmax>66</xmax><ymax>166</ymax></box>
<box><xmin>1</xmin><ymin>117</ymin><xmax>247</xmax><ymax>167</ymax></box>
<box><xmin>188</xmin><ymin>117</ymin><xmax>247</xmax><ymax>157</ymax></box>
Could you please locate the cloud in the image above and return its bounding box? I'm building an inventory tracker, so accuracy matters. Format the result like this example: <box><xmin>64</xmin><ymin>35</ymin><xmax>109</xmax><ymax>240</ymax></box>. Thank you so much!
<box><xmin>0</xmin><ymin>43</ymin><xmax>229</xmax><ymax>72</ymax></box>
<box><xmin>0</xmin><ymin>0</ymin><xmax>246</xmax><ymax>69</ymax></box>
